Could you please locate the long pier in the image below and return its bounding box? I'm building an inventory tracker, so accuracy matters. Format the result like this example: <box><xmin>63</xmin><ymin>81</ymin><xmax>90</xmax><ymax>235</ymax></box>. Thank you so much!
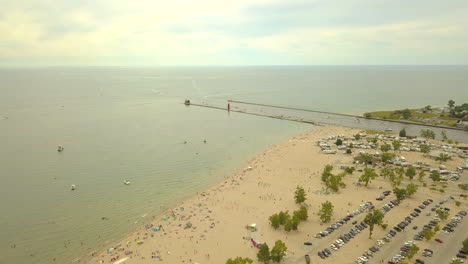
<box><xmin>187</xmin><ymin>100</ymin><xmax>468</xmax><ymax>142</ymax></box>
<box><xmin>228</xmin><ymin>100</ymin><xmax>467</xmax><ymax>132</ymax></box>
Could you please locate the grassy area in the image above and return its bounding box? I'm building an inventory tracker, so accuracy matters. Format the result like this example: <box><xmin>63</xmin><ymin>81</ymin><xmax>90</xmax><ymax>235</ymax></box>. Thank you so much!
<box><xmin>364</xmin><ymin>108</ymin><xmax>459</xmax><ymax>127</ymax></box>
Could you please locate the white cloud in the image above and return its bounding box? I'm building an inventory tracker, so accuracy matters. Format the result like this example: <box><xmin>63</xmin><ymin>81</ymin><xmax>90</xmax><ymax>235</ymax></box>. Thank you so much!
<box><xmin>0</xmin><ymin>0</ymin><xmax>467</xmax><ymax>66</ymax></box>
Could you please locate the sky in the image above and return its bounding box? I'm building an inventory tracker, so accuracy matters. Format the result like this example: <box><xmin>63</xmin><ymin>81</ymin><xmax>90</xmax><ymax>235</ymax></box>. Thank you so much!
<box><xmin>1</xmin><ymin>0</ymin><xmax>468</xmax><ymax>66</ymax></box>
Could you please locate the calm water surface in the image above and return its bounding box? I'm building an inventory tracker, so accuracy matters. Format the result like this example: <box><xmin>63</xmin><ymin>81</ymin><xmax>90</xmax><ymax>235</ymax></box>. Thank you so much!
<box><xmin>1</xmin><ymin>66</ymin><xmax>467</xmax><ymax>264</ymax></box>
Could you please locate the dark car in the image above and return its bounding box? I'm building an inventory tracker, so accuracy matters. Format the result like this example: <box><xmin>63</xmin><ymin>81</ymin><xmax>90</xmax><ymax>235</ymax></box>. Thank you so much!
<box><xmin>413</xmin><ymin>226</ymin><xmax>418</xmax><ymax>230</ymax></box>
<box><xmin>414</xmin><ymin>208</ymin><xmax>421</xmax><ymax>213</ymax></box>
<box><xmin>394</xmin><ymin>226</ymin><xmax>401</xmax><ymax>232</ymax></box>
<box><xmin>318</xmin><ymin>251</ymin><xmax>325</xmax><ymax>259</ymax></box>
<box><xmin>304</xmin><ymin>242</ymin><xmax>312</xmax><ymax>246</ymax></box>
<box><xmin>456</xmin><ymin>254</ymin><xmax>466</xmax><ymax>259</ymax></box>
<box><xmin>415</xmin><ymin>259</ymin><xmax>425</xmax><ymax>264</ymax></box>
<box><xmin>435</xmin><ymin>238</ymin><xmax>443</xmax><ymax>243</ymax></box>
<box><xmin>324</xmin><ymin>248</ymin><xmax>331</xmax><ymax>256</ymax></box>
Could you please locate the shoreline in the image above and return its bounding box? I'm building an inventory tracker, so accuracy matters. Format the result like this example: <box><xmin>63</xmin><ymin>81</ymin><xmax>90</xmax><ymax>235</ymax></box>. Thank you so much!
<box><xmin>86</xmin><ymin>125</ymin><xmax>467</xmax><ymax>264</ymax></box>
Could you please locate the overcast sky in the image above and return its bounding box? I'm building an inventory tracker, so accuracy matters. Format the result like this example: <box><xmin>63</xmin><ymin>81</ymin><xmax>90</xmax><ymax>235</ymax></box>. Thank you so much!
<box><xmin>1</xmin><ymin>0</ymin><xmax>468</xmax><ymax>66</ymax></box>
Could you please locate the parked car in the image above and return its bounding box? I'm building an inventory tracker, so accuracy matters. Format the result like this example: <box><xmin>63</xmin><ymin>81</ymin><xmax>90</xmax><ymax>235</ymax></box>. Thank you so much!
<box><xmin>435</xmin><ymin>238</ymin><xmax>443</xmax><ymax>243</ymax></box>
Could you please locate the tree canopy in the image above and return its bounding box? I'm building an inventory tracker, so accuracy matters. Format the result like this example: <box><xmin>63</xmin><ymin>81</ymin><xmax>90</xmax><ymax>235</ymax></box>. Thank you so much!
<box><xmin>319</xmin><ymin>201</ymin><xmax>334</xmax><ymax>223</ymax></box>
<box><xmin>270</xmin><ymin>240</ymin><xmax>287</xmax><ymax>263</ymax></box>
<box><xmin>393</xmin><ymin>187</ymin><xmax>407</xmax><ymax>201</ymax></box>
<box><xmin>380</xmin><ymin>143</ymin><xmax>391</xmax><ymax>152</ymax></box>
<box><xmin>294</xmin><ymin>186</ymin><xmax>306</xmax><ymax>204</ymax></box>
<box><xmin>359</xmin><ymin>168</ymin><xmax>378</xmax><ymax>187</ymax></box>
<box><xmin>406</xmin><ymin>183</ymin><xmax>418</xmax><ymax>197</ymax></box>
<box><xmin>405</xmin><ymin>167</ymin><xmax>416</xmax><ymax>180</ymax></box>
<box><xmin>364</xmin><ymin>209</ymin><xmax>384</xmax><ymax>238</ymax></box>
<box><xmin>257</xmin><ymin>243</ymin><xmax>270</xmax><ymax>263</ymax></box>
<box><xmin>420</xmin><ymin>129</ymin><xmax>435</xmax><ymax>139</ymax></box>
<box><xmin>392</xmin><ymin>140</ymin><xmax>401</xmax><ymax>152</ymax></box>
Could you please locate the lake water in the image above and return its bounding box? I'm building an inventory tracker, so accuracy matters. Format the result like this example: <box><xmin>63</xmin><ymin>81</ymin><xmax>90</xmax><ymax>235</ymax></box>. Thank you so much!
<box><xmin>1</xmin><ymin>66</ymin><xmax>467</xmax><ymax>264</ymax></box>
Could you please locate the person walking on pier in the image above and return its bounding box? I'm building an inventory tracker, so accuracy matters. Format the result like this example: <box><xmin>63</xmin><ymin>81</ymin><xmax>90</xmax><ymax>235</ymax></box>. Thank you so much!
<box><xmin>227</xmin><ymin>103</ymin><xmax>230</xmax><ymax>111</ymax></box>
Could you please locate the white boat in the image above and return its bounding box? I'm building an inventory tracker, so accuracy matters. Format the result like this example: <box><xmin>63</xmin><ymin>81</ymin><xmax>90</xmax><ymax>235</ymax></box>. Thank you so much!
<box><xmin>57</xmin><ymin>145</ymin><xmax>64</xmax><ymax>152</ymax></box>
<box><xmin>123</xmin><ymin>180</ymin><xmax>131</xmax><ymax>185</ymax></box>
<box><xmin>70</xmin><ymin>184</ymin><xmax>76</xmax><ymax>190</ymax></box>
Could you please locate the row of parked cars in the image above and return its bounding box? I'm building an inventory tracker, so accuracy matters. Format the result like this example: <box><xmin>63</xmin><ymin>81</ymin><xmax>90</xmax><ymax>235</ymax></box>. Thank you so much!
<box><xmin>414</xmin><ymin>216</ymin><xmax>440</xmax><ymax>241</ymax></box>
<box><xmin>442</xmin><ymin>210</ymin><xmax>466</xmax><ymax>234</ymax></box>
<box><xmin>318</xmin><ymin>221</ymin><xmax>369</xmax><ymax>259</ymax></box>
<box><xmin>355</xmin><ymin>198</ymin><xmax>402</xmax><ymax>263</ymax></box>
<box><xmin>376</xmin><ymin>190</ymin><xmax>392</xmax><ymax>201</ymax></box>
<box><xmin>315</xmin><ymin>201</ymin><xmax>372</xmax><ymax>238</ymax></box>
<box><xmin>330</xmin><ymin>222</ymin><xmax>369</xmax><ymax>252</ymax></box>
<box><xmin>387</xmin><ymin>240</ymin><xmax>416</xmax><ymax>264</ymax></box>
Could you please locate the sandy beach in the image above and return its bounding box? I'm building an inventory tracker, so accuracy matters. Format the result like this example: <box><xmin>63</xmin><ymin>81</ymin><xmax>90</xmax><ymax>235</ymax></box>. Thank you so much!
<box><xmin>87</xmin><ymin>125</ymin><xmax>467</xmax><ymax>264</ymax></box>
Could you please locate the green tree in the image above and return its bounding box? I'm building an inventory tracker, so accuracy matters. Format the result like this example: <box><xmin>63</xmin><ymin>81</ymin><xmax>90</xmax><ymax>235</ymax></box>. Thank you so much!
<box><xmin>354</xmin><ymin>134</ymin><xmax>361</xmax><ymax>140</ymax></box>
<box><xmin>344</xmin><ymin>166</ymin><xmax>355</xmax><ymax>174</ymax></box>
<box><xmin>380</xmin><ymin>167</ymin><xmax>393</xmax><ymax>179</ymax></box>
<box><xmin>434</xmin><ymin>225</ymin><xmax>440</xmax><ymax>232</ymax></box>
<box><xmin>420</xmin><ymin>129</ymin><xmax>435</xmax><ymax>139</ymax></box>
<box><xmin>359</xmin><ymin>153</ymin><xmax>374</xmax><ymax>167</ymax></box>
<box><xmin>393</xmin><ymin>187</ymin><xmax>407</xmax><ymax>201</ymax></box>
<box><xmin>420</xmin><ymin>144</ymin><xmax>431</xmax><ymax>153</ymax></box>
<box><xmin>463</xmin><ymin>238</ymin><xmax>468</xmax><ymax>251</ymax></box>
<box><xmin>294</xmin><ymin>186</ymin><xmax>306</xmax><ymax>204</ymax></box>
<box><xmin>441</xmin><ymin>131</ymin><xmax>448</xmax><ymax>141</ymax></box>
<box><xmin>327</xmin><ymin>172</ymin><xmax>346</xmax><ymax>191</ymax></box>
<box><xmin>392</xmin><ymin>140</ymin><xmax>401</xmax><ymax>152</ymax></box>
<box><xmin>270</xmin><ymin>240</ymin><xmax>287</xmax><ymax>263</ymax></box>
<box><xmin>422</xmin><ymin>228</ymin><xmax>435</xmax><ymax>240</ymax></box>
<box><xmin>450</xmin><ymin>259</ymin><xmax>463</xmax><ymax>264</ymax></box>
<box><xmin>269</xmin><ymin>214</ymin><xmax>280</xmax><ymax>229</ymax></box>
<box><xmin>359</xmin><ymin>168</ymin><xmax>378</xmax><ymax>187</ymax></box>
<box><xmin>448</xmin><ymin>99</ymin><xmax>455</xmax><ymax>108</ymax></box>
<box><xmin>406</xmin><ymin>183</ymin><xmax>419</xmax><ymax>197</ymax></box>
<box><xmin>436</xmin><ymin>209</ymin><xmax>449</xmax><ymax>220</ymax></box>
<box><xmin>321</xmin><ymin>165</ymin><xmax>333</xmax><ymax>183</ymax></box>
<box><xmin>399</xmin><ymin>128</ymin><xmax>407</xmax><ymax>137</ymax></box>
<box><xmin>406</xmin><ymin>244</ymin><xmax>420</xmax><ymax>259</ymax></box>
<box><xmin>405</xmin><ymin>167</ymin><xmax>416</xmax><ymax>180</ymax></box>
<box><xmin>336</xmin><ymin>138</ymin><xmax>343</xmax><ymax>146</ymax></box>
<box><xmin>293</xmin><ymin>206</ymin><xmax>308</xmax><ymax>221</ymax></box>
<box><xmin>395</xmin><ymin>167</ymin><xmax>405</xmax><ymax>180</ymax></box>
<box><xmin>380</xmin><ymin>144</ymin><xmax>391</xmax><ymax>152</ymax></box>
<box><xmin>278</xmin><ymin>211</ymin><xmax>289</xmax><ymax>225</ymax></box>
<box><xmin>364</xmin><ymin>209</ymin><xmax>384</xmax><ymax>238</ymax></box>
<box><xmin>436</xmin><ymin>153</ymin><xmax>452</xmax><ymax>162</ymax></box>
<box><xmin>381</xmin><ymin>152</ymin><xmax>396</xmax><ymax>164</ymax></box>
<box><xmin>402</xmin><ymin>109</ymin><xmax>412</xmax><ymax>119</ymax></box>
<box><xmin>227</xmin><ymin>257</ymin><xmax>254</xmax><ymax>264</ymax></box>
<box><xmin>257</xmin><ymin>243</ymin><xmax>270</xmax><ymax>263</ymax></box>
<box><xmin>418</xmin><ymin>170</ymin><xmax>426</xmax><ymax>181</ymax></box>
<box><xmin>319</xmin><ymin>201</ymin><xmax>334</xmax><ymax>223</ymax></box>
<box><xmin>389</xmin><ymin>171</ymin><xmax>401</xmax><ymax>187</ymax></box>
<box><xmin>430</xmin><ymin>171</ymin><xmax>441</xmax><ymax>182</ymax></box>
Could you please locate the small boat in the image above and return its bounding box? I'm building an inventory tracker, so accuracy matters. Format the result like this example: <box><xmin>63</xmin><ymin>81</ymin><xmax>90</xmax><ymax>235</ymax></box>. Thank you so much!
<box><xmin>57</xmin><ymin>145</ymin><xmax>64</xmax><ymax>152</ymax></box>
<box><xmin>123</xmin><ymin>180</ymin><xmax>131</xmax><ymax>185</ymax></box>
<box><xmin>70</xmin><ymin>184</ymin><xmax>76</xmax><ymax>190</ymax></box>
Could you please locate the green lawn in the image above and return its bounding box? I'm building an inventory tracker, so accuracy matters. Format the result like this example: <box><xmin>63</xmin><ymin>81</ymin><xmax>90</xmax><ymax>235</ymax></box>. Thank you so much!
<box><xmin>364</xmin><ymin>108</ymin><xmax>458</xmax><ymax>127</ymax></box>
